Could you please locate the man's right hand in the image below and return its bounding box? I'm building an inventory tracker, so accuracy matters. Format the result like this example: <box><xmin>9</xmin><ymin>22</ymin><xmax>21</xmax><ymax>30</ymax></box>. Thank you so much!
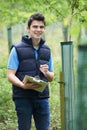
<box><xmin>21</xmin><ymin>81</ymin><xmax>42</xmax><ymax>90</ymax></box>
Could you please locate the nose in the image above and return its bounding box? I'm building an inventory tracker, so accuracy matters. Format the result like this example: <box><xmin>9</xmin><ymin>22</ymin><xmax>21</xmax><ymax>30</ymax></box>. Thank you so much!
<box><xmin>37</xmin><ymin>27</ymin><xmax>42</xmax><ymax>31</ymax></box>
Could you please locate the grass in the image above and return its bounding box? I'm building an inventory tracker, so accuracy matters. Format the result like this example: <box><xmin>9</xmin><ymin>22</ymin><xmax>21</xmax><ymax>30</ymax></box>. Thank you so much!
<box><xmin>0</xmin><ymin>24</ymin><xmax>62</xmax><ymax>130</ymax></box>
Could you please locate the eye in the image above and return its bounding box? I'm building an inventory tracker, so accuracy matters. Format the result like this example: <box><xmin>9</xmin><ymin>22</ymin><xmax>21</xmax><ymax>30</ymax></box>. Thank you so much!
<box><xmin>32</xmin><ymin>25</ymin><xmax>45</xmax><ymax>29</ymax></box>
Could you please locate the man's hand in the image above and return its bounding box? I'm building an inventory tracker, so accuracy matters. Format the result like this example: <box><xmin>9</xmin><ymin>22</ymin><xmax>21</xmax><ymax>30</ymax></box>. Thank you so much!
<box><xmin>39</xmin><ymin>64</ymin><xmax>54</xmax><ymax>82</ymax></box>
<box><xmin>40</xmin><ymin>64</ymin><xmax>49</xmax><ymax>75</ymax></box>
<box><xmin>22</xmin><ymin>81</ymin><xmax>42</xmax><ymax>90</ymax></box>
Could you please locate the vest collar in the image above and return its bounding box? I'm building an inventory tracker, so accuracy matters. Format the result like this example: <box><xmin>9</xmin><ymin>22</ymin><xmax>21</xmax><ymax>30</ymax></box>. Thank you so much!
<box><xmin>22</xmin><ymin>35</ymin><xmax>45</xmax><ymax>46</ymax></box>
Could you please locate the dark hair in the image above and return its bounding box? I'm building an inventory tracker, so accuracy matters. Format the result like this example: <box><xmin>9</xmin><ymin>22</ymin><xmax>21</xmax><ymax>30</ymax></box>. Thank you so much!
<box><xmin>28</xmin><ymin>13</ymin><xmax>46</xmax><ymax>27</ymax></box>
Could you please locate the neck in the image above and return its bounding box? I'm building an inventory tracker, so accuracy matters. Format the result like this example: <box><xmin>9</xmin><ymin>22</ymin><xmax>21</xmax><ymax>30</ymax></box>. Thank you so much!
<box><xmin>32</xmin><ymin>38</ymin><xmax>41</xmax><ymax>47</ymax></box>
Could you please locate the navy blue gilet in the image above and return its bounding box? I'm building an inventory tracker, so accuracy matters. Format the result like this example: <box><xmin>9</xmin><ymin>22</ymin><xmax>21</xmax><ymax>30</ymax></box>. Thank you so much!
<box><xmin>12</xmin><ymin>35</ymin><xmax>51</xmax><ymax>99</ymax></box>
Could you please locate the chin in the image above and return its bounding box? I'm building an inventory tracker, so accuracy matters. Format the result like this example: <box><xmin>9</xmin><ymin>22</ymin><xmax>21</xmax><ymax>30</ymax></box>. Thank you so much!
<box><xmin>35</xmin><ymin>36</ymin><xmax>41</xmax><ymax>39</ymax></box>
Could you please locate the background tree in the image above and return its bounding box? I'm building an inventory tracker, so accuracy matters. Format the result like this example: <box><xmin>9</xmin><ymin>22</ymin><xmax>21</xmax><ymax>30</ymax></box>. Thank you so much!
<box><xmin>1</xmin><ymin>0</ymin><xmax>87</xmax><ymax>42</ymax></box>
<box><xmin>39</xmin><ymin>0</ymin><xmax>87</xmax><ymax>41</ymax></box>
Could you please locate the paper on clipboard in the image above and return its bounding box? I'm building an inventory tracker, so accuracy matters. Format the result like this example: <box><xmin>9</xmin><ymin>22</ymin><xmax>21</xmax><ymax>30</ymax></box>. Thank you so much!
<box><xmin>23</xmin><ymin>75</ymin><xmax>48</xmax><ymax>92</ymax></box>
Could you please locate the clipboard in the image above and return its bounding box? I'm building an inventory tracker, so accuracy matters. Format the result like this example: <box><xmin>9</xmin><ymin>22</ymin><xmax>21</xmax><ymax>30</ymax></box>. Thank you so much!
<box><xmin>23</xmin><ymin>75</ymin><xmax>48</xmax><ymax>92</ymax></box>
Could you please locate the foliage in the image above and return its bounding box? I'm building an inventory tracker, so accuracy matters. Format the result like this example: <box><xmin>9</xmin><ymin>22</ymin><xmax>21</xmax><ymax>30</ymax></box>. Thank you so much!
<box><xmin>42</xmin><ymin>0</ymin><xmax>87</xmax><ymax>41</ymax></box>
<box><xmin>0</xmin><ymin>59</ymin><xmax>17</xmax><ymax>129</ymax></box>
<box><xmin>0</xmin><ymin>1</ymin><xmax>87</xmax><ymax>129</ymax></box>
<box><xmin>0</xmin><ymin>0</ymin><xmax>87</xmax><ymax>42</ymax></box>
<box><xmin>0</xmin><ymin>0</ymin><xmax>56</xmax><ymax>27</ymax></box>
<box><xmin>0</xmin><ymin>0</ymin><xmax>86</xmax><ymax>26</ymax></box>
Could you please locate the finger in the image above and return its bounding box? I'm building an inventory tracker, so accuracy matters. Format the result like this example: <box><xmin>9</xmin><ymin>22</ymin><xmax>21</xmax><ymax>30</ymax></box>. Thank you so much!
<box><xmin>33</xmin><ymin>84</ymin><xmax>42</xmax><ymax>89</ymax></box>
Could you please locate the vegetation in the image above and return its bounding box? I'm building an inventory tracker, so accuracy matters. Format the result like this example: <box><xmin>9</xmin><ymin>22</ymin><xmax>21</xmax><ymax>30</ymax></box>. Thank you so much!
<box><xmin>0</xmin><ymin>0</ymin><xmax>87</xmax><ymax>129</ymax></box>
<box><xmin>0</xmin><ymin>0</ymin><xmax>87</xmax><ymax>41</ymax></box>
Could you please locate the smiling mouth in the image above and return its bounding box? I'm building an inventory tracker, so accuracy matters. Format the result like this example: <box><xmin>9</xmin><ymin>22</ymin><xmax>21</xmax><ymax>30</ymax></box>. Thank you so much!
<box><xmin>35</xmin><ymin>33</ymin><xmax>42</xmax><ymax>36</ymax></box>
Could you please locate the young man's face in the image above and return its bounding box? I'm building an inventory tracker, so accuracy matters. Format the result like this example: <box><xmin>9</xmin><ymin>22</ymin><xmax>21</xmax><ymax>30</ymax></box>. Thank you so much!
<box><xmin>28</xmin><ymin>20</ymin><xmax>45</xmax><ymax>40</ymax></box>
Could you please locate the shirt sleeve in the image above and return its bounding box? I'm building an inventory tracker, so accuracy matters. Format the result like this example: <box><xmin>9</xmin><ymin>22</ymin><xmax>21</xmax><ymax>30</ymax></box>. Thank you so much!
<box><xmin>7</xmin><ymin>47</ymin><xmax>19</xmax><ymax>70</ymax></box>
<box><xmin>49</xmin><ymin>53</ymin><xmax>54</xmax><ymax>72</ymax></box>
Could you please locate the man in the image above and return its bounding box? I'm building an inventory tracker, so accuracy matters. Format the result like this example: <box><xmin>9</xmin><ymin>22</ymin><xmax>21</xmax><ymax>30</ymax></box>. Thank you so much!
<box><xmin>7</xmin><ymin>13</ymin><xmax>54</xmax><ymax>130</ymax></box>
